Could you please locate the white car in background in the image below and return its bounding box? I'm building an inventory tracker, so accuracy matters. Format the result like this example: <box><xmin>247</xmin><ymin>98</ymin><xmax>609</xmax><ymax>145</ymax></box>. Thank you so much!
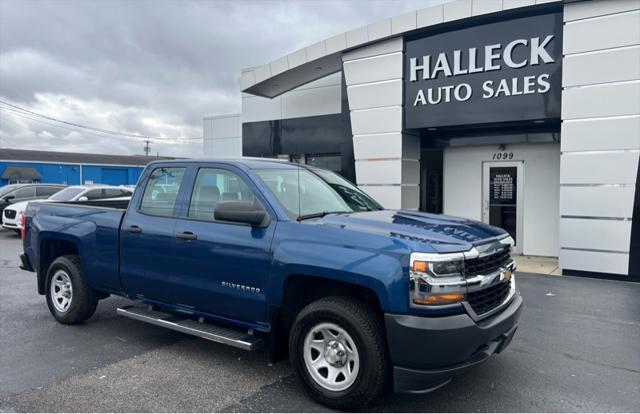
<box><xmin>2</xmin><ymin>185</ymin><xmax>133</xmax><ymax>233</ymax></box>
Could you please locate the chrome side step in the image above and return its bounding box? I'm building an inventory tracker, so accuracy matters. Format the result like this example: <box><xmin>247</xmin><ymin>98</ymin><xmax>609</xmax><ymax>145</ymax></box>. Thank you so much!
<box><xmin>116</xmin><ymin>305</ymin><xmax>263</xmax><ymax>351</ymax></box>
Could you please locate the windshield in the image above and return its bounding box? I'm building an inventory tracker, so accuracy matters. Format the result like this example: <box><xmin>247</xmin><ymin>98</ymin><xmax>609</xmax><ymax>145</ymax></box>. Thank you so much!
<box><xmin>0</xmin><ymin>185</ymin><xmax>20</xmax><ymax>197</ymax></box>
<box><xmin>48</xmin><ymin>187</ymin><xmax>85</xmax><ymax>201</ymax></box>
<box><xmin>254</xmin><ymin>168</ymin><xmax>382</xmax><ymax>219</ymax></box>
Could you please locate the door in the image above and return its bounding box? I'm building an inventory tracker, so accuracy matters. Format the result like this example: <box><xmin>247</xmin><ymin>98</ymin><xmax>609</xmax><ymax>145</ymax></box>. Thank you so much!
<box><xmin>171</xmin><ymin>166</ymin><xmax>275</xmax><ymax>324</ymax></box>
<box><xmin>482</xmin><ymin>161</ymin><xmax>524</xmax><ymax>254</ymax></box>
<box><xmin>120</xmin><ymin>166</ymin><xmax>188</xmax><ymax>303</ymax></box>
<box><xmin>420</xmin><ymin>149</ymin><xmax>443</xmax><ymax>213</ymax></box>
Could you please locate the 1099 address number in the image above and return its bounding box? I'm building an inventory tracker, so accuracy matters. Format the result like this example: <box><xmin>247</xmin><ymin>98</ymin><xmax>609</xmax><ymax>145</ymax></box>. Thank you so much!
<box><xmin>492</xmin><ymin>152</ymin><xmax>514</xmax><ymax>160</ymax></box>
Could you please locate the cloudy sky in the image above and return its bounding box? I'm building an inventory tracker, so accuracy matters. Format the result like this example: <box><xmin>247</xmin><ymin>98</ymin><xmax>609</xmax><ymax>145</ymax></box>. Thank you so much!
<box><xmin>0</xmin><ymin>0</ymin><xmax>445</xmax><ymax>157</ymax></box>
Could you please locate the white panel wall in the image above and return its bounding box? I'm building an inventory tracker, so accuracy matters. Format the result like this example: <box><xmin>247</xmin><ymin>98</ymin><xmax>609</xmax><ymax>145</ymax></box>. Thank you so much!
<box><xmin>560</xmin><ymin>0</ymin><xmax>640</xmax><ymax>276</ymax></box>
<box><xmin>563</xmin><ymin>10</ymin><xmax>640</xmax><ymax>54</ymax></box>
<box><xmin>560</xmin><ymin>186</ymin><xmax>636</xmax><ymax>218</ymax></box>
<box><xmin>241</xmin><ymin>72</ymin><xmax>342</xmax><ymax>123</ymax></box>
<box><xmin>561</xmin><ymin>116</ymin><xmax>640</xmax><ymax>152</ymax></box>
<box><xmin>562</xmin><ymin>46</ymin><xmax>640</xmax><ymax>87</ymax></box>
<box><xmin>444</xmin><ymin>143</ymin><xmax>561</xmax><ymax>257</ymax></box>
<box><xmin>342</xmin><ymin>37</ymin><xmax>420</xmax><ymax>209</ymax></box>
<box><xmin>203</xmin><ymin>114</ymin><xmax>242</xmax><ymax>159</ymax></box>
<box><xmin>560</xmin><ymin>249</ymin><xmax>630</xmax><ymax>275</ymax></box>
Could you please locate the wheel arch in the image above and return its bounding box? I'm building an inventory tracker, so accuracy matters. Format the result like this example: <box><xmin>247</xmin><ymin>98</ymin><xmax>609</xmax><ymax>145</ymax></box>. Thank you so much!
<box><xmin>37</xmin><ymin>235</ymin><xmax>80</xmax><ymax>294</ymax></box>
<box><xmin>267</xmin><ymin>273</ymin><xmax>388</xmax><ymax>363</ymax></box>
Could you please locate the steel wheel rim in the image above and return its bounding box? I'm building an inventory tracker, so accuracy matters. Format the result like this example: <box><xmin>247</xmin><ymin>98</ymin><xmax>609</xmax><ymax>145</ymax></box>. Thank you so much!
<box><xmin>50</xmin><ymin>270</ymin><xmax>73</xmax><ymax>313</ymax></box>
<box><xmin>303</xmin><ymin>322</ymin><xmax>360</xmax><ymax>392</ymax></box>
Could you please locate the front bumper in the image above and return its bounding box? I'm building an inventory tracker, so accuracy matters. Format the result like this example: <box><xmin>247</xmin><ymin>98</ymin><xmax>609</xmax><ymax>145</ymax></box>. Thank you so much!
<box><xmin>2</xmin><ymin>221</ymin><xmax>20</xmax><ymax>230</ymax></box>
<box><xmin>385</xmin><ymin>292</ymin><xmax>523</xmax><ymax>394</ymax></box>
<box><xmin>2</xmin><ymin>215</ymin><xmax>20</xmax><ymax>230</ymax></box>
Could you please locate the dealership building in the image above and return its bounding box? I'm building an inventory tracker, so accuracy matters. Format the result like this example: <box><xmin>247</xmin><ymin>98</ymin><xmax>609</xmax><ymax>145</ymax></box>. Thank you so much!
<box><xmin>203</xmin><ymin>0</ymin><xmax>639</xmax><ymax>280</ymax></box>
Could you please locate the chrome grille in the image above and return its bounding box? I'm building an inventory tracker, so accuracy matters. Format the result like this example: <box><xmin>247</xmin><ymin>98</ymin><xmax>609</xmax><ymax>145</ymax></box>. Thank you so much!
<box><xmin>467</xmin><ymin>280</ymin><xmax>511</xmax><ymax>315</ymax></box>
<box><xmin>464</xmin><ymin>248</ymin><xmax>511</xmax><ymax>276</ymax></box>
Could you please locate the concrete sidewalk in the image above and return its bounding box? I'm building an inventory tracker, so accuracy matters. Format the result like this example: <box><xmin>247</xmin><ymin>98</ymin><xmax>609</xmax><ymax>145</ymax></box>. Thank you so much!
<box><xmin>515</xmin><ymin>255</ymin><xmax>561</xmax><ymax>275</ymax></box>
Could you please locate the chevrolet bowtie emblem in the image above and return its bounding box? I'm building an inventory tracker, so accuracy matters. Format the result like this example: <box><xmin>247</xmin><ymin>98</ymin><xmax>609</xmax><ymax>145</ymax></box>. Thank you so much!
<box><xmin>501</xmin><ymin>269</ymin><xmax>512</xmax><ymax>282</ymax></box>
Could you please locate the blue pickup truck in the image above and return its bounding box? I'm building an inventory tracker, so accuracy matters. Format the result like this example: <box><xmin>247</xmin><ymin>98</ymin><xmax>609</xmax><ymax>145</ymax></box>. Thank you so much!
<box><xmin>20</xmin><ymin>159</ymin><xmax>522</xmax><ymax>409</ymax></box>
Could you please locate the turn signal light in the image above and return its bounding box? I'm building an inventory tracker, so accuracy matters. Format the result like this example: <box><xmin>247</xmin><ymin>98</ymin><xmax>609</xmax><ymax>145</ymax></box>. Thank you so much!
<box><xmin>412</xmin><ymin>293</ymin><xmax>465</xmax><ymax>306</ymax></box>
<box><xmin>412</xmin><ymin>260</ymin><xmax>428</xmax><ymax>273</ymax></box>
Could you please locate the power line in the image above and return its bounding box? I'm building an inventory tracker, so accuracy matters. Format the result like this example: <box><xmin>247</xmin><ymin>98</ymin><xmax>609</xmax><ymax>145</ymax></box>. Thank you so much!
<box><xmin>0</xmin><ymin>99</ymin><xmax>203</xmax><ymax>142</ymax></box>
<box><xmin>0</xmin><ymin>109</ymin><xmax>196</xmax><ymax>145</ymax></box>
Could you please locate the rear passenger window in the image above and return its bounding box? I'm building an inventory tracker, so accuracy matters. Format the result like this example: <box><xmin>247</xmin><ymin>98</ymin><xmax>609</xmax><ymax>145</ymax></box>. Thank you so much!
<box><xmin>14</xmin><ymin>187</ymin><xmax>36</xmax><ymax>200</ymax></box>
<box><xmin>140</xmin><ymin>167</ymin><xmax>185</xmax><ymax>217</ymax></box>
<box><xmin>83</xmin><ymin>189</ymin><xmax>103</xmax><ymax>200</ymax></box>
<box><xmin>188</xmin><ymin>168</ymin><xmax>256</xmax><ymax>221</ymax></box>
<box><xmin>103</xmin><ymin>188</ymin><xmax>124</xmax><ymax>198</ymax></box>
<box><xmin>36</xmin><ymin>186</ymin><xmax>62</xmax><ymax>197</ymax></box>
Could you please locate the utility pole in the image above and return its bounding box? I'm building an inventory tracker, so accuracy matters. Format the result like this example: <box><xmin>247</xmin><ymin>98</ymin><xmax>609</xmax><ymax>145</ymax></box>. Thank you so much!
<box><xmin>143</xmin><ymin>140</ymin><xmax>151</xmax><ymax>156</ymax></box>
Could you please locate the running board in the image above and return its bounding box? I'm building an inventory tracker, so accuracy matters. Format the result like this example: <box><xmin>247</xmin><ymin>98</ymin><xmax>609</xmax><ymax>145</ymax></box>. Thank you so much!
<box><xmin>116</xmin><ymin>305</ymin><xmax>263</xmax><ymax>351</ymax></box>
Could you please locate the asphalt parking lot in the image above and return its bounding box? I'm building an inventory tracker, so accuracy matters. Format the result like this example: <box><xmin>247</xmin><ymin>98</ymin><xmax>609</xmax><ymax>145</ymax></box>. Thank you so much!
<box><xmin>0</xmin><ymin>229</ymin><xmax>639</xmax><ymax>412</ymax></box>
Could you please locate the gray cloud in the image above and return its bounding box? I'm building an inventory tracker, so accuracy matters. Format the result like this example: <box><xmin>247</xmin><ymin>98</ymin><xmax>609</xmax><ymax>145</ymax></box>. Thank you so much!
<box><xmin>0</xmin><ymin>0</ymin><xmax>445</xmax><ymax>157</ymax></box>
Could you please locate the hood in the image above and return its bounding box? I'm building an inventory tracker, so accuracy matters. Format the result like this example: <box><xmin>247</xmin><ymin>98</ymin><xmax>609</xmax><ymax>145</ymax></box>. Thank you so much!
<box><xmin>4</xmin><ymin>200</ymin><xmax>30</xmax><ymax>213</ymax></box>
<box><xmin>315</xmin><ymin>209</ymin><xmax>507</xmax><ymax>253</ymax></box>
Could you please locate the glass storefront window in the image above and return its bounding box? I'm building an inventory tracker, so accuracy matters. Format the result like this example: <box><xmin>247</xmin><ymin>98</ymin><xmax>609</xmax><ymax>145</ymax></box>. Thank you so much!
<box><xmin>305</xmin><ymin>154</ymin><xmax>341</xmax><ymax>173</ymax></box>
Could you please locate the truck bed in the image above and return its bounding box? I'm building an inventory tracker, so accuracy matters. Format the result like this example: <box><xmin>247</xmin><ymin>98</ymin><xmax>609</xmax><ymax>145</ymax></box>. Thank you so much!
<box><xmin>58</xmin><ymin>197</ymin><xmax>131</xmax><ymax>210</ymax></box>
<box><xmin>25</xmin><ymin>200</ymin><xmax>128</xmax><ymax>294</ymax></box>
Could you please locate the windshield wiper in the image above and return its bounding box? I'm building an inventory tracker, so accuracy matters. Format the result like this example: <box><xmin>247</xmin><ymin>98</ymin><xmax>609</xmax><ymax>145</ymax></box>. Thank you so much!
<box><xmin>297</xmin><ymin>211</ymin><xmax>350</xmax><ymax>221</ymax></box>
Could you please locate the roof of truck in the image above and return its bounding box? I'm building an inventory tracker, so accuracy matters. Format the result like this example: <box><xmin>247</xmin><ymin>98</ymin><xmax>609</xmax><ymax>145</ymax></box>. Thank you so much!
<box><xmin>147</xmin><ymin>158</ymin><xmax>300</xmax><ymax>170</ymax></box>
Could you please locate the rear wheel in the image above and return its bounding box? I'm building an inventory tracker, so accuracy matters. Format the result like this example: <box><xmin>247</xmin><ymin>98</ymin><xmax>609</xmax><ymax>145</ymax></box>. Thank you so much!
<box><xmin>289</xmin><ymin>296</ymin><xmax>388</xmax><ymax>410</ymax></box>
<box><xmin>45</xmin><ymin>255</ymin><xmax>98</xmax><ymax>324</ymax></box>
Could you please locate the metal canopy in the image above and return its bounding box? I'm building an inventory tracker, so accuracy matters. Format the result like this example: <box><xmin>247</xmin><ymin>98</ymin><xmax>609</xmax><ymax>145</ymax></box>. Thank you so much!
<box><xmin>1</xmin><ymin>166</ymin><xmax>43</xmax><ymax>180</ymax></box>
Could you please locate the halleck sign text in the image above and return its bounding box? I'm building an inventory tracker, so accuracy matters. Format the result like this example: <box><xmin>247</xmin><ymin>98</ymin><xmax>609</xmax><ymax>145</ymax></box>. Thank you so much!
<box><xmin>404</xmin><ymin>12</ymin><xmax>563</xmax><ymax>129</ymax></box>
<box><xmin>409</xmin><ymin>35</ymin><xmax>555</xmax><ymax>106</ymax></box>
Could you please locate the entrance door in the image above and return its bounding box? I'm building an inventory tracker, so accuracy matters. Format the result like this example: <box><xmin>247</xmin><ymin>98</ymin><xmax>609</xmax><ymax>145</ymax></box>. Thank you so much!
<box><xmin>482</xmin><ymin>162</ymin><xmax>524</xmax><ymax>254</ymax></box>
<box><xmin>420</xmin><ymin>149</ymin><xmax>443</xmax><ymax>213</ymax></box>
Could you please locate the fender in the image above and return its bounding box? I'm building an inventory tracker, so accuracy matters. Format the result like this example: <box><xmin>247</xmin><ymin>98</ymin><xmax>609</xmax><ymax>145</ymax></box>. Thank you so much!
<box><xmin>31</xmin><ymin>206</ymin><xmax>122</xmax><ymax>294</ymax></box>
<box><xmin>267</xmin><ymin>221</ymin><xmax>412</xmax><ymax>313</ymax></box>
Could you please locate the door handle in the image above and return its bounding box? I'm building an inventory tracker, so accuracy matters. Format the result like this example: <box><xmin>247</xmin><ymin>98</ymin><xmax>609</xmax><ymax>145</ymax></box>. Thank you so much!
<box><xmin>127</xmin><ymin>225</ymin><xmax>142</xmax><ymax>233</ymax></box>
<box><xmin>176</xmin><ymin>231</ymin><xmax>197</xmax><ymax>240</ymax></box>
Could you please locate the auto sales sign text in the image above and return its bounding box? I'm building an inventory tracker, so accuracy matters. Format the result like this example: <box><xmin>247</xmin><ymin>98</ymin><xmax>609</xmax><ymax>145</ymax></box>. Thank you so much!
<box><xmin>404</xmin><ymin>12</ymin><xmax>562</xmax><ymax>129</ymax></box>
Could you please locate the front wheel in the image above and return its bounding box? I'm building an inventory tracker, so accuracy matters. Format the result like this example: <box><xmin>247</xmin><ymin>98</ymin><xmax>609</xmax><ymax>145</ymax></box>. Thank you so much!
<box><xmin>45</xmin><ymin>255</ymin><xmax>98</xmax><ymax>324</ymax></box>
<box><xmin>289</xmin><ymin>296</ymin><xmax>388</xmax><ymax>410</ymax></box>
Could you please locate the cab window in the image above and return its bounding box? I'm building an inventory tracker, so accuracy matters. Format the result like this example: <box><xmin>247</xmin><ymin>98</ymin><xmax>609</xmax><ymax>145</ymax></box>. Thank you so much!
<box><xmin>140</xmin><ymin>167</ymin><xmax>186</xmax><ymax>217</ymax></box>
<box><xmin>188</xmin><ymin>168</ymin><xmax>256</xmax><ymax>221</ymax></box>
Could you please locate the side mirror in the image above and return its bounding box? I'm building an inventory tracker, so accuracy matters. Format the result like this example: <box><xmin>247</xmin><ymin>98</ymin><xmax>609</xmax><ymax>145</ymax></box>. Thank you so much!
<box><xmin>78</xmin><ymin>196</ymin><xmax>89</xmax><ymax>202</ymax></box>
<box><xmin>214</xmin><ymin>201</ymin><xmax>268</xmax><ymax>227</ymax></box>
<box><xmin>3</xmin><ymin>195</ymin><xmax>15</xmax><ymax>203</ymax></box>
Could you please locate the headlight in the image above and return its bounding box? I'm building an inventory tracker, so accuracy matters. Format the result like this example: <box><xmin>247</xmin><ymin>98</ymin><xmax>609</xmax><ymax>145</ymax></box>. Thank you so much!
<box><xmin>409</xmin><ymin>253</ymin><xmax>467</xmax><ymax>308</ymax></box>
<box><xmin>409</xmin><ymin>251</ymin><xmax>476</xmax><ymax>308</ymax></box>
<box><xmin>499</xmin><ymin>234</ymin><xmax>515</xmax><ymax>247</ymax></box>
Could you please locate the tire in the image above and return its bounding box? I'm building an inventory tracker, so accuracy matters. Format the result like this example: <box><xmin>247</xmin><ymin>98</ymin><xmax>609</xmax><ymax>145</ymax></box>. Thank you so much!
<box><xmin>45</xmin><ymin>255</ymin><xmax>98</xmax><ymax>324</ymax></box>
<box><xmin>289</xmin><ymin>296</ymin><xmax>388</xmax><ymax>410</ymax></box>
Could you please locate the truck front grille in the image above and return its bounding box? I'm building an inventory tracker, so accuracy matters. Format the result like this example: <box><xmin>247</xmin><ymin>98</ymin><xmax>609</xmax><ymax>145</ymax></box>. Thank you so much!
<box><xmin>467</xmin><ymin>279</ymin><xmax>511</xmax><ymax>315</ymax></box>
<box><xmin>465</xmin><ymin>248</ymin><xmax>511</xmax><ymax>276</ymax></box>
<box><xmin>4</xmin><ymin>210</ymin><xmax>16</xmax><ymax>219</ymax></box>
